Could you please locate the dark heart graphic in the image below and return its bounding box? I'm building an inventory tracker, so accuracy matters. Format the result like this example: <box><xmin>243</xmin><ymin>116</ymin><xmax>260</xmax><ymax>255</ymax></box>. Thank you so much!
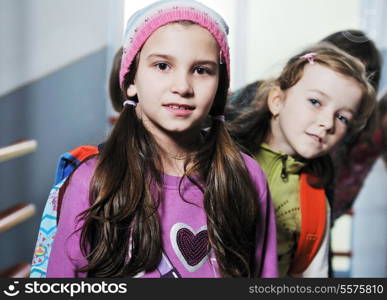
<box><xmin>176</xmin><ymin>228</ymin><xmax>209</xmax><ymax>266</ymax></box>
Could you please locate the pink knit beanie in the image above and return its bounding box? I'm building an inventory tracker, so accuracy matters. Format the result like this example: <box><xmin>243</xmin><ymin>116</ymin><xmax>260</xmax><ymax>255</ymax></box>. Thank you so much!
<box><xmin>119</xmin><ymin>0</ymin><xmax>230</xmax><ymax>89</ymax></box>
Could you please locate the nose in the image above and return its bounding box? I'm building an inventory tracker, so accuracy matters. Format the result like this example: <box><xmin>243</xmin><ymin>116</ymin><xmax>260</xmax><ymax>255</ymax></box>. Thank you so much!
<box><xmin>170</xmin><ymin>72</ymin><xmax>194</xmax><ymax>97</ymax></box>
<box><xmin>317</xmin><ymin>110</ymin><xmax>335</xmax><ymax>133</ymax></box>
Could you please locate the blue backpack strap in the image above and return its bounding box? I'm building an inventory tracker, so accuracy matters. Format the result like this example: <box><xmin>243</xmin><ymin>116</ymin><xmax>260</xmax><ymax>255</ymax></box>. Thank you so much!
<box><xmin>30</xmin><ymin>146</ymin><xmax>99</xmax><ymax>278</ymax></box>
<box><xmin>30</xmin><ymin>180</ymin><xmax>65</xmax><ymax>278</ymax></box>
<box><xmin>54</xmin><ymin>152</ymin><xmax>81</xmax><ymax>185</ymax></box>
<box><xmin>55</xmin><ymin>145</ymin><xmax>100</xmax><ymax>185</ymax></box>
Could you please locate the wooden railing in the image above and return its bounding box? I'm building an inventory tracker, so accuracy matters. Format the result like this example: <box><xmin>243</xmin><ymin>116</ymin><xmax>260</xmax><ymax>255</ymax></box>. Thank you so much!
<box><xmin>0</xmin><ymin>203</ymin><xmax>36</xmax><ymax>234</ymax></box>
<box><xmin>0</xmin><ymin>262</ymin><xmax>31</xmax><ymax>278</ymax></box>
<box><xmin>0</xmin><ymin>140</ymin><xmax>38</xmax><ymax>163</ymax></box>
<box><xmin>0</xmin><ymin>139</ymin><xmax>38</xmax><ymax>277</ymax></box>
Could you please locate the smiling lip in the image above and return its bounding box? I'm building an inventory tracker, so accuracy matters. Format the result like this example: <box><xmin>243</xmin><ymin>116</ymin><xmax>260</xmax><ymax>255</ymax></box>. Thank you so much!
<box><xmin>163</xmin><ymin>103</ymin><xmax>195</xmax><ymax>117</ymax></box>
<box><xmin>306</xmin><ymin>133</ymin><xmax>323</xmax><ymax>146</ymax></box>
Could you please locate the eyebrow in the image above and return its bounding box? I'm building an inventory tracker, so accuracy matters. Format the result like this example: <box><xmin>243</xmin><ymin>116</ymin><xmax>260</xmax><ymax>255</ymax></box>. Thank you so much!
<box><xmin>307</xmin><ymin>89</ymin><xmax>329</xmax><ymax>98</ymax></box>
<box><xmin>146</xmin><ymin>53</ymin><xmax>218</xmax><ymax>67</ymax></box>
<box><xmin>340</xmin><ymin>107</ymin><xmax>356</xmax><ymax>115</ymax></box>
<box><xmin>146</xmin><ymin>54</ymin><xmax>174</xmax><ymax>61</ymax></box>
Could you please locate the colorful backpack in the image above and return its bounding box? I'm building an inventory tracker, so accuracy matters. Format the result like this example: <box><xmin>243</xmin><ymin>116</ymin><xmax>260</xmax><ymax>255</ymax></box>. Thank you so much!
<box><xmin>30</xmin><ymin>145</ymin><xmax>182</xmax><ymax>278</ymax></box>
<box><xmin>30</xmin><ymin>146</ymin><xmax>99</xmax><ymax>278</ymax></box>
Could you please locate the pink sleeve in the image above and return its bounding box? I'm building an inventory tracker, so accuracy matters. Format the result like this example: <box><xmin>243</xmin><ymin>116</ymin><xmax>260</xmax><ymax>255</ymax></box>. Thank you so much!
<box><xmin>241</xmin><ymin>153</ymin><xmax>278</xmax><ymax>277</ymax></box>
<box><xmin>46</xmin><ymin>159</ymin><xmax>96</xmax><ymax>278</ymax></box>
<box><xmin>256</xmin><ymin>184</ymin><xmax>279</xmax><ymax>277</ymax></box>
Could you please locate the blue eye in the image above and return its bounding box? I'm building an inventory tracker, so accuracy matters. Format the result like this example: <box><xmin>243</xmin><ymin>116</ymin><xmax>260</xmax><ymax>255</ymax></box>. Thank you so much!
<box><xmin>309</xmin><ymin>98</ymin><xmax>321</xmax><ymax>106</ymax></box>
<box><xmin>337</xmin><ymin>114</ymin><xmax>349</xmax><ymax>125</ymax></box>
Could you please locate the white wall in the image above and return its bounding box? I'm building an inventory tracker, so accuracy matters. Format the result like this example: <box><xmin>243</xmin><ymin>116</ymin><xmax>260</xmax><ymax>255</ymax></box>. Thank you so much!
<box><xmin>352</xmin><ymin>159</ymin><xmax>387</xmax><ymax>277</ymax></box>
<box><xmin>0</xmin><ymin>0</ymin><xmax>111</xmax><ymax>97</ymax></box>
<box><xmin>361</xmin><ymin>0</ymin><xmax>387</xmax><ymax>51</ymax></box>
<box><xmin>238</xmin><ymin>0</ymin><xmax>361</xmax><ymax>89</ymax></box>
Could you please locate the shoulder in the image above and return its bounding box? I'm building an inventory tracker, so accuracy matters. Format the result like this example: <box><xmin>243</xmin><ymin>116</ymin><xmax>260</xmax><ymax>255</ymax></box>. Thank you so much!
<box><xmin>67</xmin><ymin>156</ymin><xmax>98</xmax><ymax>188</ymax></box>
<box><xmin>240</xmin><ymin>152</ymin><xmax>265</xmax><ymax>178</ymax></box>
<box><xmin>61</xmin><ymin>156</ymin><xmax>98</xmax><ymax>213</ymax></box>
<box><xmin>240</xmin><ymin>152</ymin><xmax>269</xmax><ymax>198</ymax></box>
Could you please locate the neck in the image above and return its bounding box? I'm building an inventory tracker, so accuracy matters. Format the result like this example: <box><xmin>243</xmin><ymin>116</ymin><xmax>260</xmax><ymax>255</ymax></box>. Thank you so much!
<box><xmin>266</xmin><ymin>118</ymin><xmax>295</xmax><ymax>157</ymax></box>
<box><xmin>148</xmin><ymin>126</ymin><xmax>202</xmax><ymax>177</ymax></box>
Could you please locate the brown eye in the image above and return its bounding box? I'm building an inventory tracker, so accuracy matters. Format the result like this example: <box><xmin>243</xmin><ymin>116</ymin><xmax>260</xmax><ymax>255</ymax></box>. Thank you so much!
<box><xmin>194</xmin><ymin>67</ymin><xmax>211</xmax><ymax>75</ymax></box>
<box><xmin>155</xmin><ymin>63</ymin><xmax>169</xmax><ymax>71</ymax></box>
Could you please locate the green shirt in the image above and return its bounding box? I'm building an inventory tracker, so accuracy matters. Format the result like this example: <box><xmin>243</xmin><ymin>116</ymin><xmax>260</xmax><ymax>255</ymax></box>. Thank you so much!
<box><xmin>255</xmin><ymin>143</ymin><xmax>305</xmax><ymax>277</ymax></box>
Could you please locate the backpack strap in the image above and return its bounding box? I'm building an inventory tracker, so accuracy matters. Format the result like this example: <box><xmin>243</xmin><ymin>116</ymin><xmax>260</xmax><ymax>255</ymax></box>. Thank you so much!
<box><xmin>55</xmin><ymin>146</ymin><xmax>99</xmax><ymax>223</ymax></box>
<box><xmin>54</xmin><ymin>145</ymin><xmax>100</xmax><ymax>185</ymax></box>
<box><xmin>288</xmin><ymin>173</ymin><xmax>327</xmax><ymax>274</ymax></box>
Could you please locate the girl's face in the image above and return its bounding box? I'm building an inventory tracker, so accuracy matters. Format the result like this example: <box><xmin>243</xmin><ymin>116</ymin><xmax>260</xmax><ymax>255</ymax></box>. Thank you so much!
<box><xmin>268</xmin><ymin>63</ymin><xmax>362</xmax><ymax>159</ymax></box>
<box><xmin>127</xmin><ymin>23</ymin><xmax>220</xmax><ymax>137</ymax></box>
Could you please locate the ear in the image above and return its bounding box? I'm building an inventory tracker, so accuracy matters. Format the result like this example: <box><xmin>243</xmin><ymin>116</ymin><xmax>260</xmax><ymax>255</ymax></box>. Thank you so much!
<box><xmin>126</xmin><ymin>83</ymin><xmax>137</xmax><ymax>98</ymax></box>
<box><xmin>267</xmin><ymin>86</ymin><xmax>285</xmax><ymax>117</ymax></box>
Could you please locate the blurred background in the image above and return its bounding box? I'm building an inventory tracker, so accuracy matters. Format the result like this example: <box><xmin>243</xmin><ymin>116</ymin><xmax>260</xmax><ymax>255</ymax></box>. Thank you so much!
<box><xmin>0</xmin><ymin>0</ymin><xmax>386</xmax><ymax>277</ymax></box>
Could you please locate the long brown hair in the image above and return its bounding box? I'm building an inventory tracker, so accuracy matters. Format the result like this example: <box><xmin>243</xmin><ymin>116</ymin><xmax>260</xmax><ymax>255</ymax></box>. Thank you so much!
<box><xmin>108</xmin><ymin>47</ymin><xmax>123</xmax><ymax>112</ymax></box>
<box><xmin>78</xmin><ymin>22</ymin><xmax>261</xmax><ymax>277</ymax></box>
<box><xmin>229</xmin><ymin>43</ymin><xmax>376</xmax><ymax>188</ymax></box>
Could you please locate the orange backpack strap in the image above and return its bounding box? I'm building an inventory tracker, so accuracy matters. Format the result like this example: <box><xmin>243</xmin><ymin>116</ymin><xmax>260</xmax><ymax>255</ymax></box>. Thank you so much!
<box><xmin>289</xmin><ymin>173</ymin><xmax>327</xmax><ymax>274</ymax></box>
<box><xmin>69</xmin><ymin>145</ymin><xmax>99</xmax><ymax>162</ymax></box>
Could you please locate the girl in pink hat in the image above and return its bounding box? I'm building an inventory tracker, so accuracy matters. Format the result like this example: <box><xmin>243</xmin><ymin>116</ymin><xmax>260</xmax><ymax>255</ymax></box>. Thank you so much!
<box><xmin>41</xmin><ymin>0</ymin><xmax>278</xmax><ymax>278</ymax></box>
